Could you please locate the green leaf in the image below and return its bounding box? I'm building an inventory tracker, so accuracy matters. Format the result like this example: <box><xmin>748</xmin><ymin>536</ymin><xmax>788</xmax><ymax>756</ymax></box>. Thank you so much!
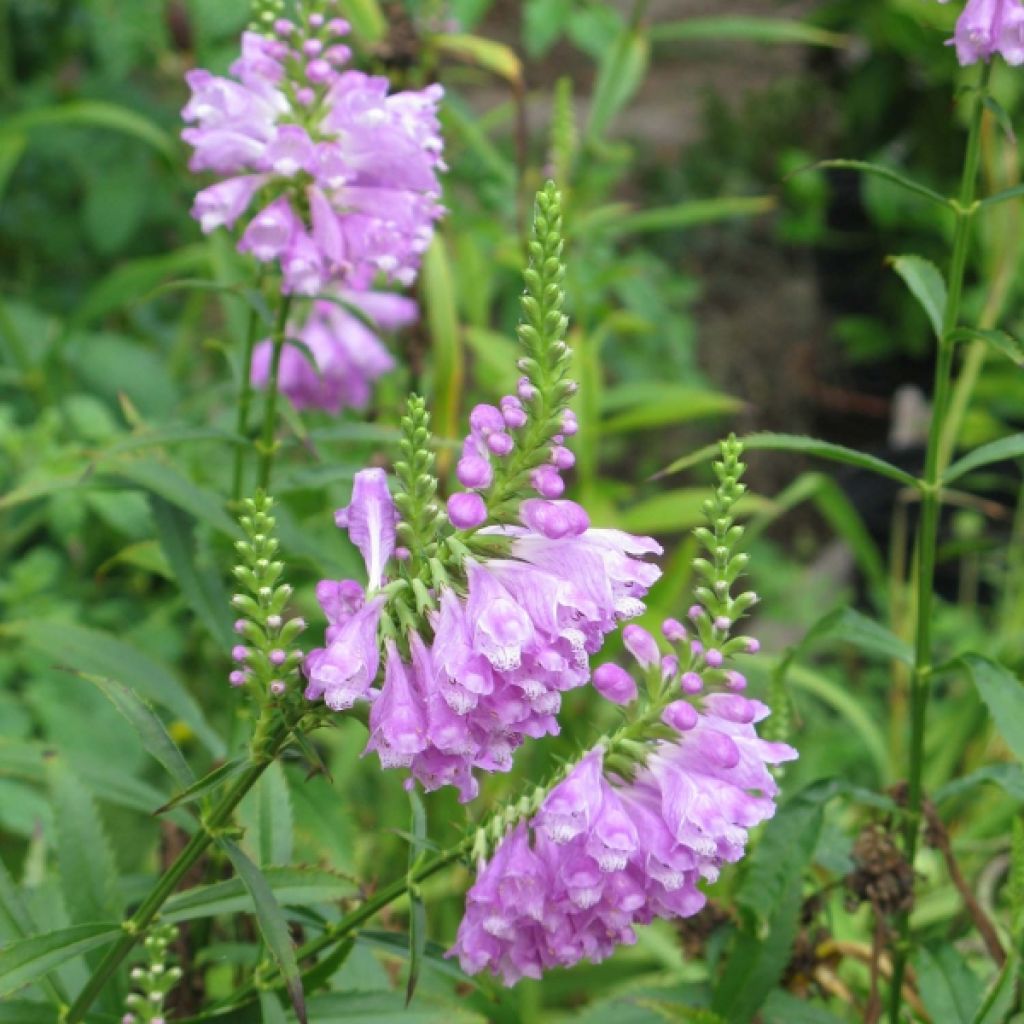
<box><xmin>0</xmin><ymin>133</ymin><xmax>27</xmax><ymax>202</ymax></box>
<box><xmin>421</xmin><ymin>236</ymin><xmax>463</xmax><ymax>449</ymax></box>
<box><xmin>951</xmin><ymin>327</ymin><xmax>1024</xmax><ymax>366</ymax></box>
<box><xmin>431</xmin><ymin>33</ymin><xmax>522</xmax><ymax>83</ymax></box>
<box><xmin>155</xmin><ymin>756</ymin><xmax>248</xmax><ymax>815</ymax></box>
<box><xmin>657</xmin><ymin>432</ymin><xmax>919</xmax><ymax>487</ymax></box>
<box><xmin>0</xmin><ymin>1001</ymin><xmax>64</xmax><ymax>1024</ymax></box>
<box><xmin>970</xmin><ymin>951</ymin><xmax>1019</xmax><ymax>1024</ymax></box>
<box><xmin>75</xmin><ymin>670</ymin><xmax>194</xmax><ymax>791</ymax></box>
<box><xmin>601</xmin><ymin>385</ymin><xmax>742</xmax><ymax>433</ymax></box>
<box><xmin>714</xmin><ymin>781</ymin><xmax>830</xmax><ymax>1022</ymax></box>
<box><xmin>163</xmin><ymin>866</ymin><xmax>357</xmax><ymax>923</ymax></box>
<box><xmin>934</xmin><ymin>763</ymin><xmax>1024</xmax><ymax>804</ymax></box>
<box><xmin>812</xmin><ymin>159</ymin><xmax>949</xmax><ymax>207</ymax></box>
<box><xmin>0</xmin><ymin>100</ymin><xmax>174</xmax><ymax>160</ymax></box>
<box><xmin>238</xmin><ymin>761</ymin><xmax>294</xmax><ymax>867</ymax></box>
<box><xmin>980</xmin><ymin>182</ymin><xmax>1024</xmax><ymax>208</ymax></box>
<box><xmin>944</xmin><ymin>433</ymin><xmax>1024</xmax><ymax>485</ymax></box>
<box><xmin>761</xmin><ymin>991</ymin><xmax>847</xmax><ymax>1024</ymax></box>
<box><xmin>407</xmin><ymin>790</ymin><xmax>428</xmax><ymax>1005</ymax></box>
<box><xmin>586</xmin><ymin>23</ymin><xmax>650</xmax><ymax>142</ymax></box>
<box><xmin>888</xmin><ymin>254</ymin><xmax>947</xmax><ymax>341</ymax></box>
<box><xmin>651</xmin><ymin>15</ymin><xmax>848</xmax><ymax>49</ymax></box>
<box><xmin>592</xmin><ymin>196</ymin><xmax>775</xmax><ymax>239</ymax></box>
<box><xmin>221</xmin><ymin>840</ymin><xmax>306</xmax><ymax>1024</ymax></box>
<box><xmin>790</xmin><ymin>605</ymin><xmax>913</xmax><ymax>667</ymax></box>
<box><xmin>0</xmin><ymin>924</ymin><xmax>121</xmax><ymax>998</ymax></box>
<box><xmin>300</xmin><ymin>992</ymin><xmax>485</xmax><ymax>1022</ymax></box>
<box><xmin>150</xmin><ymin>496</ymin><xmax>235</xmax><ymax>647</ymax></box>
<box><xmin>103</xmin><ymin>458</ymin><xmax>238</xmax><ymax>537</ymax></box>
<box><xmin>619</xmin><ymin>489</ymin><xmax>770</xmax><ymax>535</ymax></box>
<box><xmin>260</xmin><ymin>991</ymin><xmax>290</xmax><ymax>1024</ymax></box>
<box><xmin>47</xmin><ymin>754</ymin><xmax>123</xmax><ymax>928</ymax></box>
<box><xmin>914</xmin><ymin>944</ymin><xmax>984</xmax><ymax>1024</ymax></box>
<box><xmin>337</xmin><ymin>0</ymin><xmax>386</xmax><ymax>44</ymax></box>
<box><xmin>5</xmin><ymin>619</ymin><xmax>222</xmax><ymax>757</ymax></box>
<box><xmin>959</xmin><ymin>654</ymin><xmax>1024</xmax><ymax>762</ymax></box>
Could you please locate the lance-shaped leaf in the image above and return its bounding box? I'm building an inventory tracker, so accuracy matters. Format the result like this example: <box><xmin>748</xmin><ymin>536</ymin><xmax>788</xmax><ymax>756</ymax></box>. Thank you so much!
<box><xmin>958</xmin><ymin>654</ymin><xmax>1024</xmax><ymax>762</ymax></box>
<box><xmin>221</xmin><ymin>840</ymin><xmax>307</xmax><ymax>1024</ymax></box>
<box><xmin>587</xmin><ymin>22</ymin><xmax>650</xmax><ymax>142</ymax></box>
<box><xmin>944</xmin><ymin>433</ymin><xmax>1024</xmax><ymax>485</ymax></box>
<box><xmin>651</xmin><ymin>15</ymin><xmax>848</xmax><ymax>49</ymax></box>
<box><xmin>657</xmin><ymin>432</ymin><xmax>918</xmax><ymax>487</ymax></box>
<box><xmin>155</xmin><ymin>756</ymin><xmax>248</xmax><ymax>815</ymax></box>
<box><xmin>406</xmin><ymin>789</ymin><xmax>428</xmax><ymax>1005</ymax></box>
<box><xmin>951</xmin><ymin>327</ymin><xmax>1024</xmax><ymax>366</ymax></box>
<box><xmin>0</xmin><ymin>924</ymin><xmax>121</xmax><ymax>998</ymax></box>
<box><xmin>888</xmin><ymin>254</ymin><xmax>947</xmax><ymax>341</ymax></box>
<box><xmin>812</xmin><ymin>159</ymin><xmax>949</xmax><ymax>207</ymax></box>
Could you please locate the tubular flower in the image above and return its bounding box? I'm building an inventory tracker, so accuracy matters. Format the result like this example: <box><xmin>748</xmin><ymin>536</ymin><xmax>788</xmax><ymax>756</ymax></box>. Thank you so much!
<box><xmin>940</xmin><ymin>0</ymin><xmax>1024</xmax><ymax>64</ymax></box>
<box><xmin>250</xmin><ymin>289</ymin><xmax>412</xmax><ymax>414</ymax></box>
<box><xmin>451</xmin><ymin>715</ymin><xmax>795</xmax><ymax>984</ymax></box>
<box><xmin>182</xmin><ymin>8</ymin><xmax>444</xmax><ymax>293</ymax></box>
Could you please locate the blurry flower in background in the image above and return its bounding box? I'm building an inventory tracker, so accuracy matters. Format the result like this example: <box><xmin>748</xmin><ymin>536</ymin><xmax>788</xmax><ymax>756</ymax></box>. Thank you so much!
<box><xmin>940</xmin><ymin>0</ymin><xmax>1024</xmax><ymax>65</ymax></box>
<box><xmin>251</xmin><ymin>289</ymin><xmax>414</xmax><ymax>413</ymax></box>
<box><xmin>182</xmin><ymin>8</ymin><xmax>445</xmax><ymax>294</ymax></box>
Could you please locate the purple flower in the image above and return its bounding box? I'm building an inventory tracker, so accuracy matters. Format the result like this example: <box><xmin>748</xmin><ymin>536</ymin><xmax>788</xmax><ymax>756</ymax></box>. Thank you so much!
<box><xmin>251</xmin><ymin>289</ymin><xmax>410</xmax><ymax>414</ymax></box>
<box><xmin>451</xmin><ymin>702</ymin><xmax>797</xmax><ymax>984</ymax></box>
<box><xmin>182</xmin><ymin>22</ymin><xmax>445</xmax><ymax>291</ymax></box>
<box><xmin>942</xmin><ymin>0</ymin><xmax>1024</xmax><ymax>64</ymax></box>
<box><xmin>448</xmin><ymin>492</ymin><xmax>488</xmax><ymax>530</ymax></box>
<box><xmin>304</xmin><ymin>596</ymin><xmax>384</xmax><ymax>710</ymax></box>
<box><xmin>365</xmin><ymin>640</ymin><xmax>428</xmax><ymax>767</ymax></box>
<box><xmin>334</xmin><ymin>468</ymin><xmax>399</xmax><ymax>592</ymax></box>
<box><xmin>592</xmin><ymin>663</ymin><xmax>638</xmax><ymax>705</ymax></box>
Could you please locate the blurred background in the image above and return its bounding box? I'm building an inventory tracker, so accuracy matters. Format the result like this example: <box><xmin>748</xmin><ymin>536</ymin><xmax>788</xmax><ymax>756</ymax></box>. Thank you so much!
<box><xmin>2</xmin><ymin>1</ymin><xmax>1023</xmax><ymax>1020</ymax></box>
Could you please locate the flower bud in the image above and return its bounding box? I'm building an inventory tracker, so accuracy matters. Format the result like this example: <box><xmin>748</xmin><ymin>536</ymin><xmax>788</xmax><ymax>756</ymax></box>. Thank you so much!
<box><xmin>457</xmin><ymin>455</ymin><xmax>492</xmax><ymax>489</ymax></box>
<box><xmin>661</xmin><ymin>618</ymin><xmax>686</xmax><ymax>642</ymax></box>
<box><xmin>662</xmin><ymin>700</ymin><xmax>698</xmax><ymax>732</ymax></box>
<box><xmin>447</xmin><ymin>492</ymin><xmax>488</xmax><ymax>530</ymax></box>
<box><xmin>623</xmin><ymin>625</ymin><xmax>659</xmax><ymax>669</ymax></box>
<box><xmin>592</xmin><ymin>663</ymin><xmax>638</xmax><ymax>705</ymax></box>
<box><xmin>705</xmin><ymin>648</ymin><xmax>723</xmax><ymax>668</ymax></box>
<box><xmin>681</xmin><ymin>671</ymin><xmax>703</xmax><ymax>694</ymax></box>
<box><xmin>530</xmin><ymin>465</ymin><xmax>564</xmax><ymax>498</ymax></box>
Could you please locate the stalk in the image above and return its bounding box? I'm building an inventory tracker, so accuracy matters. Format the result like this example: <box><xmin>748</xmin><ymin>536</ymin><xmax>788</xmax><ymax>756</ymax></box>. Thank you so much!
<box><xmin>256</xmin><ymin>296</ymin><xmax>293</xmax><ymax>491</ymax></box>
<box><xmin>64</xmin><ymin>723</ymin><xmax>289</xmax><ymax>1024</ymax></box>
<box><xmin>888</xmin><ymin>61</ymin><xmax>991</xmax><ymax>1024</ymax></box>
<box><xmin>231</xmin><ymin>289</ymin><xmax>267</xmax><ymax>503</ymax></box>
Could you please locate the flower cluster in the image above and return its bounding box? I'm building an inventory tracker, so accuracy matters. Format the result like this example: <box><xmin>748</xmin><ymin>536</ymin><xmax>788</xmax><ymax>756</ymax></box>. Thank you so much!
<box><xmin>303</xmin><ymin>185</ymin><xmax>664</xmax><ymax>800</ymax></box>
<box><xmin>449</xmin><ymin>435</ymin><xmax>797</xmax><ymax>983</ymax></box>
<box><xmin>452</xmin><ymin>703</ymin><xmax>795</xmax><ymax>983</ymax></box>
<box><xmin>121</xmin><ymin>923</ymin><xmax>181</xmax><ymax>1024</ymax></box>
<box><xmin>250</xmin><ymin>289</ymin><xmax>414</xmax><ymax>413</ymax></box>
<box><xmin>941</xmin><ymin>0</ymin><xmax>1024</xmax><ymax>65</ymax></box>
<box><xmin>182</xmin><ymin>2</ymin><xmax>444</xmax><ymax>295</ymax></box>
<box><xmin>303</xmin><ymin>470</ymin><xmax>662</xmax><ymax>801</ymax></box>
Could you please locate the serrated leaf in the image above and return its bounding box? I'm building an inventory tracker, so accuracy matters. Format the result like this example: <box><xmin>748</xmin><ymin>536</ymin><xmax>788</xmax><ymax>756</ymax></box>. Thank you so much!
<box><xmin>239</xmin><ymin>761</ymin><xmax>294</xmax><ymax>867</ymax></box>
<box><xmin>6</xmin><ymin>619</ymin><xmax>222</xmax><ymax>757</ymax></box>
<box><xmin>300</xmin><ymin>992</ymin><xmax>485</xmax><ymax>1022</ymax></box>
<box><xmin>163</xmin><ymin>866</ymin><xmax>357</xmax><ymax>923</ymax></box>
<box><xmin>657</xmin><ymin>432</ymin><xmax>918</xmax><ymax>487</ymax></box>
<box><xmin>888</xmin><ymin>254</ymin><xmax>947</xmax><ymax>341</ymax></box>
<box><xmin>150</xmin><ymin>496</ymin><xmax>235</xmax><ymax>647</ymax></box>
<box><xmin>651</xmin><ymin>15</ymin><xmax>847</xmax><ymax>49</ymax></box>
<box><xmin>959</xmin><ymin>654</ymin><xmax>1024</xmax><ymax>762</ymax></box>
<box><xmin>102</xmin><ymin>458</ymin><xmax>238</xmax><ymax>537</ymax></box>
<box><xmin>789</xmin><ymin>605</ymin><xmax>913</xmax><ymax>666</ymax></box>
<box><xmin>221</xmin><ymin>840</ymin><xmax>306</xmax><ymax>1024</ymax></box>
<box><xmin>601</xmin><ymin>386</ymin><xmax>742</xmax><ymax>433</ymax></box>
<box><xmin>156</xmin><ymin>756</ymin><xmax>248</xmax><ymax>815</ymax></box>
<box><xmin>47</xmin><ymin>755</ymin><xmax>123</xmax><ymax>929</ymax></box>
<box><xmin>76</xmin><ymin>670</ymin><xmax>194</xmax><ymax>791</ymax></box>
<box><xmin>0</xmin><ymin>924</ymin><xmax>121</xmax><ymax>998</ymax></box>
<box><xmin>944</xmin><ymin>433</ymin><xmax>1024</xmax><ymax>485</ymax></box>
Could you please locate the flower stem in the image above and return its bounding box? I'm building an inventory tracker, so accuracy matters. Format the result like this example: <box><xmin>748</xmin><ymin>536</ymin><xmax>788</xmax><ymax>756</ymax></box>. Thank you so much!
<box><xmin>888</xmin><ymin>60</ymin><xmax>991</xmax><ymax>1024</ymax></box>
<box><xmin>64</xmin><ymin>722</ymin><xmax>289</xmax><ymax>1024</ymax></box>
<box><xmin>256</xmin><ymin>296</ymin><xmax>293</xmax><ymax>492</ymax></box>
<box><xmin>231</xmin><ymin>292</ymin><xmax>267</xmax><ymax>503</ymax></box>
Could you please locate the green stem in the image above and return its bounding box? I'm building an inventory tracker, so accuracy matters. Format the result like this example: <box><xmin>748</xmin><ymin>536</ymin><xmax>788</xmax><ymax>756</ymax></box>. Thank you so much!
<box><xmin>255</xmin><ymin>296</ymin><xmax>293</xmax><ymax>492</ymax></box>
<box><xmin>231</xmin><ymin>289</ymin><xmax>267</xmax><ymax>503</ymax></box>
<box><xmin>888</xmin><ymin>60</ymin><xmax>991</xmax><ymax>1024</ymax></box>
<box><xmin>64</xmin><ymin>725</ymin><xmax>289</xmax><ymax>1023</ymax></box>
